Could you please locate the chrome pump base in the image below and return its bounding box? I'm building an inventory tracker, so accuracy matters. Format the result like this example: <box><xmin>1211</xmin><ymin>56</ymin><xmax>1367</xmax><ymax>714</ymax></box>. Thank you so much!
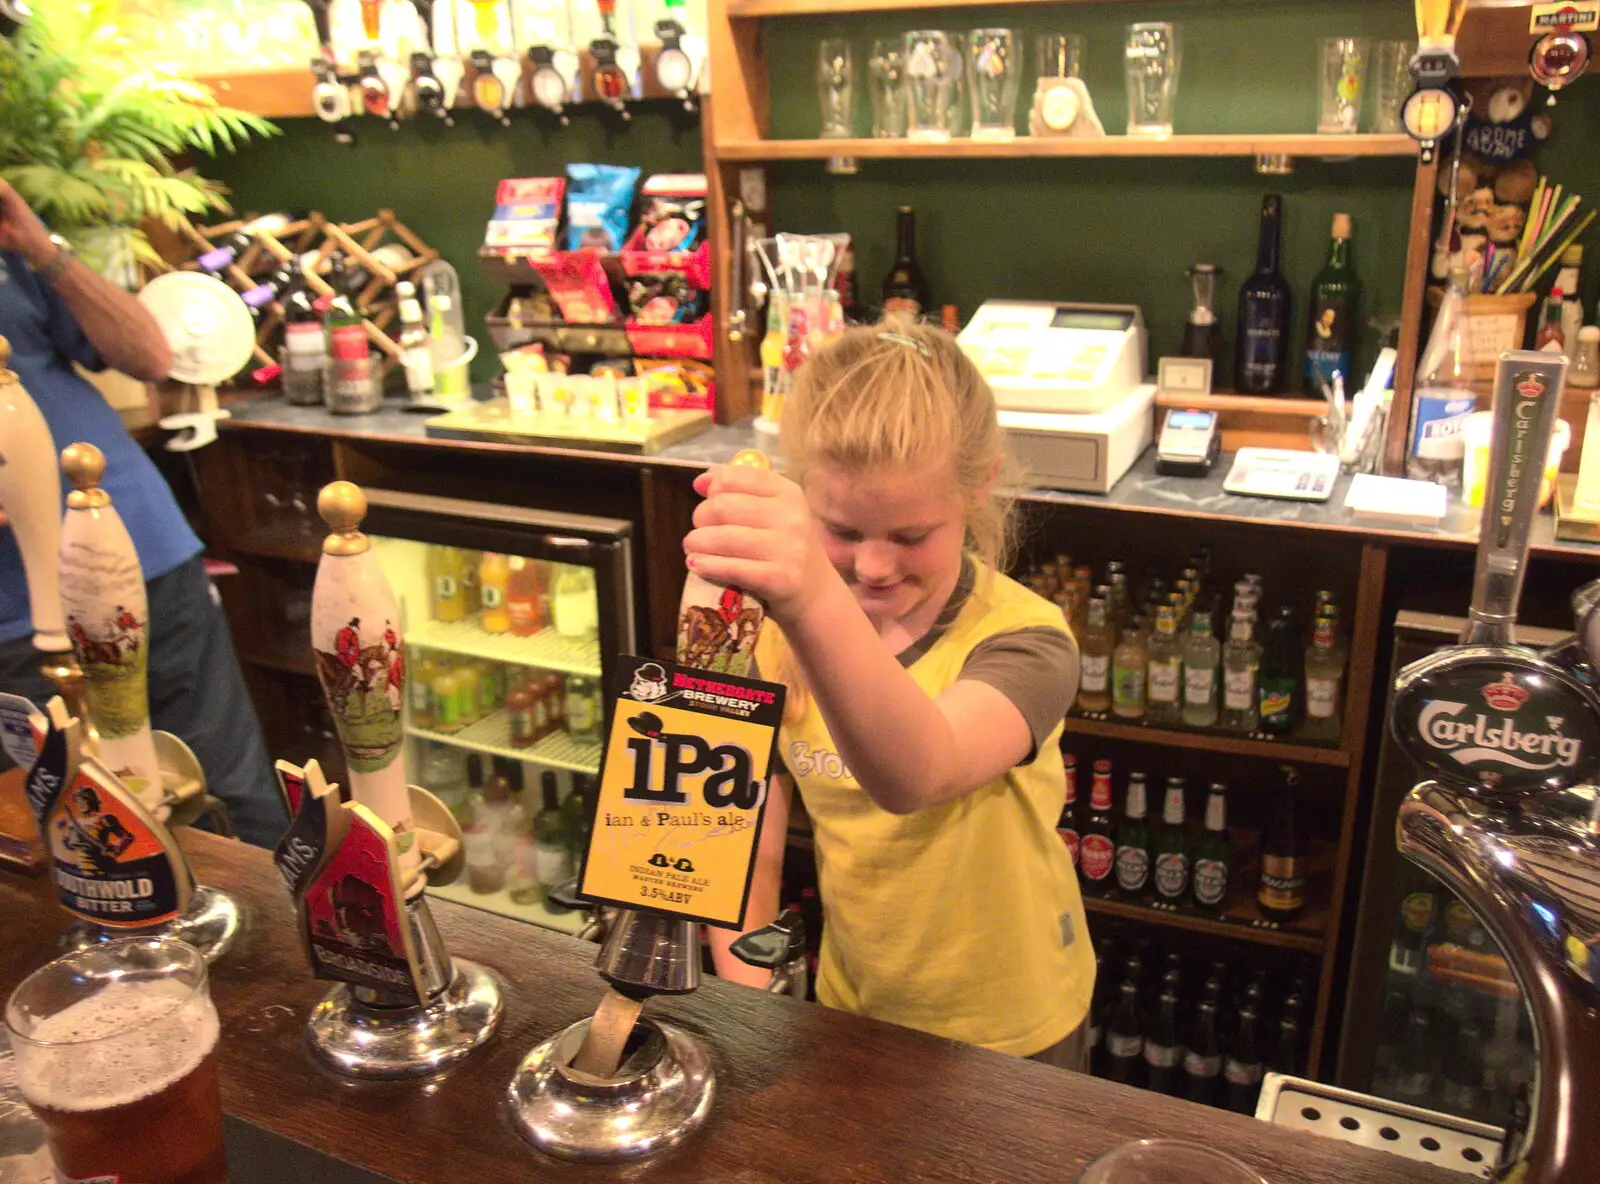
<box><xmin>307</xmin><ymin>959</ymin><xmax>503</xmax><ymax>1079</ymax></box>
<box><xmin>61</xmin><ymin>884</ymin><xmax>242</xmax><ymax>963</ymax></box>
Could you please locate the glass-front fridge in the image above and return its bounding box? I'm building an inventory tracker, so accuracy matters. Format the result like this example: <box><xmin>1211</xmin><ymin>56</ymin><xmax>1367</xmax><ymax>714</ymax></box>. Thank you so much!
<box><xmin>1337</xmin><ymin>611</ymin><xmax>1564</xmax><ymax>1131</ymax></box>
<box><xmin>359</xmin><ymin>489</ymin><xmax>636</xmax><ymax>936</ymax></box>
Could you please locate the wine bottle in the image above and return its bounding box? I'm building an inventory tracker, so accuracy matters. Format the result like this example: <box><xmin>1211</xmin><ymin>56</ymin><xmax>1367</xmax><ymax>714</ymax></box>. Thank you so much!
<box><xmin>881</xmin><ymin>205</ymin><xmax>931</xmax><ymax>318</ymax></box>
<box><xmin>1234</xmin><ymin>195</ymin><xmax>1291</xmax><ymax>395</ymax></box>
<box><xmin>1304</xmin><ymin>213</ymin><xmax>1358</xmax><ymax>390</ymax></box>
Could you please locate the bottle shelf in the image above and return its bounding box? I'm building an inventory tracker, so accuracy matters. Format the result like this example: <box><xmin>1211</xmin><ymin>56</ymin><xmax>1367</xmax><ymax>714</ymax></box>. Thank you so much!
<box><xmin>428</xmin><ymin>878</ymin><xmax>587</xmax><ymax>937</ymax></box>
<box><xmin>715</xmin><ymin>134</ymin><xmax>1417</xmax><ymax>163</ymax></box>
<box><xmin>1081</xmin><ymin>892</ymin><xmax>1326</xmax><ymax>954</ymax></box>
<box><xmin>406</xmin><ymin>617</ymin><xmax>601</xmax><ymax>677</ymax></box>
<box><xmin>239</xmin><ymin>632</ymin><xmax>316</xmax><ymax>678</ymax></box>
<box><xmin>1061</xmin><ymin>713</ymin><xmax>1349</xmax><ymax>767</ymax></box>
<box><xmin>409</xmin><ymin>711</ymin><xmax>602</xmax><ymax>774</ymax></box>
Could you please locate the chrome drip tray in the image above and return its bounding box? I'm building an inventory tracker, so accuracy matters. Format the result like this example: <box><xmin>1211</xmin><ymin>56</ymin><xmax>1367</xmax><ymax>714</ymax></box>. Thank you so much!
<box><xmin>1257</xmin><ymin>1074</ymin><xmax>1504</xmax><ymax>1179</ymax></box>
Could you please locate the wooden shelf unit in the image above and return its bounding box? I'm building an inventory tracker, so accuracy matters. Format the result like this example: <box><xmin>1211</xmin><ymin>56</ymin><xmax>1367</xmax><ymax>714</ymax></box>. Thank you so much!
<box><xmin>719</xmin><ymin>133</ymin><xmax>1418</xmax><ymax>162</ymax></box>
<box><xmin>1082</xmin><ymin>894</ymin><xmax>1326</xmax><ymax>955</ymax></box>
<box><xmin>1061</xmin><ymin>714</ymin><xmax>1349</xmax><ymax>768</ymax></box>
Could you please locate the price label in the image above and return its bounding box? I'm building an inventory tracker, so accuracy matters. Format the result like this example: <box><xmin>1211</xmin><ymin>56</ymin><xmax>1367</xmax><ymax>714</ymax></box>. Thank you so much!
<box><xmin>579</xmin><ymin>655</ymin><xmax>784</xmax><ymax>929</ymax></box>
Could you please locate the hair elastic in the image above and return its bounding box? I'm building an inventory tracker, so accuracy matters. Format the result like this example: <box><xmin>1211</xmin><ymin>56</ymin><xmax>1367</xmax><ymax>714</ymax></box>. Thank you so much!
<box><xmin>876</xmin><ymin>330</ymin><xmax>932</xmax><ymax>357</ymax></box>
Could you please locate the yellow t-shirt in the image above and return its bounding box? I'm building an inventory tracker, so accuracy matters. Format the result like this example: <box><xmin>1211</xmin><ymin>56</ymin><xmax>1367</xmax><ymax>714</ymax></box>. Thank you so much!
<box><xmin>755</xmin><ymin>564</ymin><xmax>1094</xmax><ymax>1056</ymax></box>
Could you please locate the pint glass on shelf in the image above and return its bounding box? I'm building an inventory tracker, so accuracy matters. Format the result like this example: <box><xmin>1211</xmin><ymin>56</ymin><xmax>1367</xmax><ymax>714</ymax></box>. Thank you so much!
<box><xmin>6</xmin><ymin>936</ymin><xmax>229</xmax><ymax>1184</ymax></box>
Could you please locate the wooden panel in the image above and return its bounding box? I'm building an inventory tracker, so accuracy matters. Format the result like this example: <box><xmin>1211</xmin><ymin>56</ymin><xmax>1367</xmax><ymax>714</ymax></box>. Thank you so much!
<box><xmin>1385</xmin><ymin>158</ymin><xmax>1441</xmax><ymax>476</ymax></box>
<box><xmin>708</xmin><ymin>0</ymin><xmax>770</xmax><ymax>145</ymax></box>
<box><xmin>1457</xmin><ymin>3</ymin><xmax>1543</xmax><ymax>78</ymax></box>
<box><xmin>1061</xmin><ymin>714</ymin><xmax>1349</xmax><ymax>768</ymax></box>
<box><xmin>730</xmin><ymin>0</ymin><xmax>1159</xmax><ymax>13</ymax></box>
<box><xmin>197</xmin><ymin>70</ymin><xmax>318</xmax><ymax>119</ymax></box>
<box><xmin>716</xmin><ymin>134</ymin><xmax>1419</xmax><ymax>160</ymax></box>
<box><xmin>639</xmin><ymin>465</ymin><xmax>700</xmax><ymax>661</ymax></box>
<box><xmin>1083</xmin><ymin>892</ymin><xmax>1327</xmax><ymax>954</ymax></box>
<box><xmin>0</xmin><ymin>831</ymin><xmax>1461</xmax><ymax>1184</ymax></box>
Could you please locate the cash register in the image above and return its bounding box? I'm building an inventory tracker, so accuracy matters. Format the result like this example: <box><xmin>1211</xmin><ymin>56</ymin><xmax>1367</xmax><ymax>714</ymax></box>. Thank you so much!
<box><xmin>957</xmin><ymin>300</ymin><xmax>1154</xmax><ymax>493</ymax></box>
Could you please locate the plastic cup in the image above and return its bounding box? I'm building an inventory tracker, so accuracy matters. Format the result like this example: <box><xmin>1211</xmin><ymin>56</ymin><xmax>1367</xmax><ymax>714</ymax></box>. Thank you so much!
<box><xmin>1078</xmin><ymin>1139</ymin><xmax>1269</xmax><ymax>1184</ymax></box>
<box><xmin>1462</xmin><ymin>410</ymin><xmax>1571</xmax><ymax>508</ymax></box>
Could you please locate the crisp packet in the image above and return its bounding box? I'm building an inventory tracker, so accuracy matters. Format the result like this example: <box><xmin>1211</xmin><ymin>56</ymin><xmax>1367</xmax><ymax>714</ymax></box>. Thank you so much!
<box><xmin>485</xmin><ymin>177</ymin><xmax>564</xmax><ymax>252</ymax></box>
<box><xmin>565</xmin><ymin>164</ymin><xmax>641</xmax><ymax>251</ymax></box>
<box><xmin>635</xmin><ymin>173</ymin><xmax>706</xmax><ymax>253</ymax></box>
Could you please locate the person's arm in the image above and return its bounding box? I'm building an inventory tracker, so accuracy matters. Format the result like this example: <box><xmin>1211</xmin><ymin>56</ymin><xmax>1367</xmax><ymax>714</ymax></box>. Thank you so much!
<box><xmin>684</xmin><ymin>466</ymin><xmax>1035</xmax><ymax>815</ymax></box>
<box><xmin>707</xmin><ymin>771</ymin><xmax>792</xmax><ymax>988</ymax></box>
<box><xmin>0</xmin><ymin>182</ymin><xmax>171</xmax><ymax>382</ymax></box>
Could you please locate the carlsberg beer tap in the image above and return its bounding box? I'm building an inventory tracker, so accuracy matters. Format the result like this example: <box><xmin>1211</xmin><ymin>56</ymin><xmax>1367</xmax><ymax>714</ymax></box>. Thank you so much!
<box><xmin>58</xmin><ymin>444</ymin><xmax>164</xmax><ymax>811</ymax></box>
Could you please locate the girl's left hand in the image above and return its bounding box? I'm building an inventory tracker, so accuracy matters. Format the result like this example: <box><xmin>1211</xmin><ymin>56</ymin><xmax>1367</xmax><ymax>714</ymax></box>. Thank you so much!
<box><xmin>684</xmin><ymin>464</ymin><xmax>837</xmax><ymax>628</ymax></box>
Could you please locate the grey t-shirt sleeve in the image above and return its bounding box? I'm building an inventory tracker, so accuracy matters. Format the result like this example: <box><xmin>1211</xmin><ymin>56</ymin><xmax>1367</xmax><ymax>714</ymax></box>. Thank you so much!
<box><xmin>958</xmin><ymin>626</ymin><xmax>1079</xmax><ymax>759</ymax></box>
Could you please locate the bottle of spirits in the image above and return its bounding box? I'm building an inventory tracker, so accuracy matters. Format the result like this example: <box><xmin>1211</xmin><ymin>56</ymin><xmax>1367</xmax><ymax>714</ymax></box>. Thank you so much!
<box><xmin>395</xmin><ymin>280</ymin><xmax>435</xmax><ymax>398</ymax></box>
<box><xmin>1181</xmin><ymin>612</ymin><xmax>1221</xmax><ymax>727</ymax></box>
<box><xmin>1304</xmin><ymin>213</ymin><xmax>1358</xmax><ymax>391</ymax></box>
<box><xmin>281</xmin><ymin>256</ymin><xmax>329</xmax><ymax>406</ymax></box>
<box><xmin>1192</xmin><ymin>782</ymin><xmax>1231</xmax><ymax>915</ymax></box>
<box><xmin>1180</xmin><ymin>263</ymin><xmax>1225</xmax><ymax>374</ymax></box>
<box><xmin>1536</xmin><ymin>288</ymin><xmax>1567</xmax><ymax>353</ymax></box>
<box><xmin>1111</xmin><ymin>614</ymin><xmax>1148</xmax><ymax>720</ymax></box>
<box><xmin>1300</xmin><ymin>614</ymin><xmax>1344</xmax><ymax>741</ymax></box>
<box><xmin>1221</xmin><ymin>611</ymin><xmax>1261</xmax><ymax>733</ymax></box>
<box><xmin>323</xmin><ymin>252</ymin><xmax>380</xmax><ymax>413</ymax></box>
<box><xmin>1105</xmin><ymin>978</ymin><xmax>1145</xmax><ymax>1087</ymax></box>
<box><xmin>1079</xmin><ymin>759</ymin><xmax>1117</xmax><ymax>896</ymax></box>
<box><xmin>1556</xmin><ymin>245</ymin><xmax>1584</xmax><ymax>348</ymax></box>
<box><xmin>1224</xmin><ymin>1006</ymin><xmax>1265</xmax><ymax>1114</ymax></box>
<box><xmin>534</xmin><ymin>770</ymin><xmax>571</xmax><ymax>904</ymax></box>
<box><xmin>1115</xmin><ymin>771</ymin><xmax>1151</xmax><ymax>897</ymax></box>
<box><xmin>1077</xmin><ymin>596</ymin><xmax>1115</xmax><ymax>713</ymax></box>
<box><xmin>1056</xmin><ymin>754</ymin><xmax>1081</xmax><ymax>868</ymax></box>
<box><xmin>1409</xmin><ymin>261</ymin><xmax>1478</xmax><ymax>483</ymax></box>
<box><xmin>1258</xmin><ymin>777</ymin><xmax>1305</xmax><ymax>922</ymax></box>
<box><xmin>1256</xmin><ymin>605</ymin><xmax>1300</xmax><ymax>735</ymax></box>
<box><xmin>1151</xmin><ymin>776</ymin><xmax>1189</xmax><ymax>904</ymax></box>
<box><xmin>881</xmin><ymin>205</ymin><xmax>931</xmax><ymax>319</ymax></box>
<box><xmin>1145</xmin><ymin>605</ymin><xmax>1183</xmax><ymax>724</ymax></box>
<box><xmin>562</xmin><ymin>773</ymin><xmax>594</xmax><ymax>867</ymax></box>
<box><xmin>1234</xmin><ymin>194</ymin><xmax>1291</xmax><ymax>395</ymax></box>
<box><xmin>1144</xmin><ymin>986</ymin><xmax>1183</xmax><ymax>1096</ymax></box>
<box><xmin>1184</xmin><ymin>997</ymin><xmax>1223</xmax><ymax>1106</ymax></box>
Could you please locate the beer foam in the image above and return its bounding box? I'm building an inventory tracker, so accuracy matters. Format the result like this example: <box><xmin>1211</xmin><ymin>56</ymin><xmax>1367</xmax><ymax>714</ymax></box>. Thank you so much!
<box><xmin>14</xmin><ymin>979</ymin><xmax>219</xmax><ymax>1113</ymax></box>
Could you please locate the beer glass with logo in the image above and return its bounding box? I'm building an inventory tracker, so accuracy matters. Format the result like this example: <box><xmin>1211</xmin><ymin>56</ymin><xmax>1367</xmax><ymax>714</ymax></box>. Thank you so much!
<box><xmin>6</xmin><ymin>937</ymin><xmax>228</xmax><ymax>1184</ymax></box>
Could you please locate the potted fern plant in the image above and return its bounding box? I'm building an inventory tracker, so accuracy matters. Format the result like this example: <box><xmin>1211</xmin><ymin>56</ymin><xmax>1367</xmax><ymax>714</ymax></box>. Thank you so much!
<box><xmin>0</xmin><ymin>0</ymin><xmax>277</xmax><ymax>287</ymax></box>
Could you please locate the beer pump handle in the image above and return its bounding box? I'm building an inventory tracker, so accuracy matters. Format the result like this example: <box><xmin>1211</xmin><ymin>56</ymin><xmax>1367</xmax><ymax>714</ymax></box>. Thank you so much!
<box><xmin>571</xmin><ymin>448</ymin><xmax>772</xmax><ymax>1080</ymax></box>
<box><xmin>59</xmin><ymin>443</ymin><xmax>164</xmax><ymax>809</ymax></box>
<box><xmin>0</xmin><ymin>339</ymin><xmax>70</xmax><ymax>655</ymax></box>
<box><xmin>1462</xmin><ymin>351</ymin><xmax>1569</xmax><ymax>647</ymax></box>
<box><xmin>311</xmin><ymin>481</ymin><xmax>422</xmax><ymax>891</ymax></box>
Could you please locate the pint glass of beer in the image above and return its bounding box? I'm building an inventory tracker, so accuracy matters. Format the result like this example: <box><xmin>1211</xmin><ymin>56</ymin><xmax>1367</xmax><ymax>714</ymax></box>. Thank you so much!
<box><xmin>6</xmin><ymin>937</ymin><xmax>228</xmax><ymax>1184</ymax></box>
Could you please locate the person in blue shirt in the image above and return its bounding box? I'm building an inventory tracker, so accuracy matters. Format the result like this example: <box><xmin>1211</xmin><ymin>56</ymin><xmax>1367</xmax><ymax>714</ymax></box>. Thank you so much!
<box><xmin>0</xmin><ymin>181</ymin><xmax>287</xmax><ymax>847</ymax></box>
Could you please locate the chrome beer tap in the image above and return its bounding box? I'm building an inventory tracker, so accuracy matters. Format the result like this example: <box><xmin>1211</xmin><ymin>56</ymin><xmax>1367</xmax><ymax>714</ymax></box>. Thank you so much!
<box><xmin>1390</xmin><ymin>351</ymin><xmax>1600</xmax><ymax>1183</ymax></box>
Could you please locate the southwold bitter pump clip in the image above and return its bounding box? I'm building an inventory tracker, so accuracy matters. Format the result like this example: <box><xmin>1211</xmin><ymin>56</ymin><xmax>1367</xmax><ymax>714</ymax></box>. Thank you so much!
<box><xmin>280</xmin><ymin>480</ymin><xmax>501</xmax><ymax>1079</ymax></box>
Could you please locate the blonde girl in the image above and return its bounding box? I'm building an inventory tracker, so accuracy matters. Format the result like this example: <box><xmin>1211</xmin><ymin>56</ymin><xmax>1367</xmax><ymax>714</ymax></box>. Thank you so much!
<box><xmin>687</xmin><ymin>320</ymin><xmax>1094</xmax><ymax>1063</ymax></box>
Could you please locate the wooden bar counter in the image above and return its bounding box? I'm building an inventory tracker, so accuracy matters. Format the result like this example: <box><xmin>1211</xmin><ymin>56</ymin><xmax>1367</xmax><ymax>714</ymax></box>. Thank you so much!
<box><xmin>1</xmin><ymin>818</ymin><xmax>1456</xmax><ymax>1184</ymax></box>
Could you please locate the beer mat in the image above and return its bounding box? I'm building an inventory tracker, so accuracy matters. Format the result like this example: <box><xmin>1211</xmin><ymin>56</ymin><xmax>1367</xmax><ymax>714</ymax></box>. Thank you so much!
<box><xmin>0</xmin><ymin>1046</ymin><xmax>51</xmax><ymax>1182</ymax></box>
<box><xmin>1343</xmin><ymin>474</ymin><xmax>1448</xmax><ymax>523</ymax></box>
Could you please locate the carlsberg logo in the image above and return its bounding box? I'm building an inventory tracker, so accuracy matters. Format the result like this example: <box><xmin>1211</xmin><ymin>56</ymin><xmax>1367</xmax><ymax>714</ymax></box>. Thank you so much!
<box><xmin>1418</xmin><ymin>700</ymin><xmax>1583</xmax><ymax>770</ymax></box>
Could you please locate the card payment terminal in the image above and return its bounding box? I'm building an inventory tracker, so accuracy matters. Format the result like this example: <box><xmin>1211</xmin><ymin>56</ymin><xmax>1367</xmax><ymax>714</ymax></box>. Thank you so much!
<box><xmin>1155</xmin><ymin>408</ymin><xmax>1220</xmax><ymax>476</ymax></box>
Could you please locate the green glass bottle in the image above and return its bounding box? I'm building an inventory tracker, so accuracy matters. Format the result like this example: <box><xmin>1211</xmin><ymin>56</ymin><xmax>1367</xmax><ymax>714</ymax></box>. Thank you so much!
<box><xmin>1151</xmin><ymin>775</ymin><xmax>1190</xmax><ymax>904</ymax></box>
<box><xmin>1257</xmin><ymin>605</ymin><xmax>1301</xmax><ymax>736</ymax></box>
<box><xmin>1304</xmin><ymin>213</ymin><xmax>1359</xmax><ymax>390</ymax></box>
<box><xmin>1114</xmin><ymin>771</ymin><xmax>1151</xmax><ymax>897</ymax></box>
<box><xmin>534</xmin><ymin>770</ymin><xmax>571</xmax><ymax>905</ymax></box>
<box><xmin>1192</xmin><ymin>782</ymin><xmax>1232</xmax><ymax>915</ymax></box>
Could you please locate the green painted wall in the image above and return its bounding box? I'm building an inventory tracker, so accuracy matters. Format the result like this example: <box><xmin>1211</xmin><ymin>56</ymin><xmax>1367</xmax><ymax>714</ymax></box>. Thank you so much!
<box><xmin>200</xmin><ymin>0</ymin><xmax>1600</xmax><ymax>392</ymax></box>
<box><xmin>203</xmin><ymin>110</ymin><xmax>703</xmax><ymax>380</ymax></box>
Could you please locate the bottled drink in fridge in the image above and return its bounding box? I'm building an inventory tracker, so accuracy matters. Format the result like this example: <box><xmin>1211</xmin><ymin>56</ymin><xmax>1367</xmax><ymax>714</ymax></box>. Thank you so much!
<box><xmin>1181</xmin><ymin>612</ymin><xmax>1220</xmax><ymax>727</ymax></box>
<box><xmin>881</xmin><ymin>205</ymin><xmax>931</xmax><ymax>318</ymax></box>
<box><xmin>1256</xmin><ymin>605</ymin><xmax>1300</xmax><ymax>735</ymax></box>
<box><xmin>562</xmin><ymin>773</ymin><xmax>593</xmax><ymax>867</ymax></box>
<box><xmin>1079</xmin><ymin>759</ymin><xmax>1117</xmax><ymax>896</ymax></box>
<box><xmin>1257</xmin><ymin>777</ymin><xmax>1305</xmax><ymax>922</ymax></box>
<box><xmin>428</xmin><ymin>545</ymin><xmax>469</xmax><ymax>622</ymax></box>
<box><xmin>1077</xmin><ymin>596</ymin><xmax>1114</xmax><ymax>713</ymax></box>
<box><xmin>1105</xmin><ymin>978</ymin><xmax>1145</xmax><ymax>1087</ymax></box>
<box><xmin>1303</xmin><ymin>213</ymin><xmax>1358</xmax><ymax>390</ymax></box>
<box><xmin>508</xmin><ymin>683</ymin><xmax>537</xmax><ymax>748</ymax></box>
<box><xmin>1300</xmin><ymin>614</ymin><xmax>1344</xmax><ymax>741</ymax></box>
<box><xmin>1151</xmin><ymin>775</ymin><xmax>1190</xmax><ymax>904</ymax></box>
<box><xmin>1111</xmin><ymin>614</ymin><xmax>1148</xmax><ymax>720</ymax></box>
<box><xmin>1145</xmin><ymin>604</ymin><xmax>1183</xmax><ymax>724</ymax></box>
<box><xmin>552</xmin><ymin>563</ymin><xmax>598</xmax><ymax>640</ymax></box>
<box><xmin>1221</xmin><ymin>611</ymin><xmax>1261</xmax><ymax>733</ymax></box>
<box><xmin>1143</xmin><ymin>987</ymin><xmax>1183</xmax><ymax>1096</ymax></box>
<box><xmin>1192</xmin><ymin>782</ymin><xmax>1231</xmax><ymax>915</ymax></box>
<box><xmin>479</xmin><ymin>551</ymin><xmax>511</xmax><ymax>633</ymax></box>
<box><xmin>1057</xmin><ymin>753</ymin><xmax>1081</xmax><ymax>868</ymax></box>
<box><xmin>1234</xmin><ymin>194</ymin><xmax>1291</xmax><ymax>395</ymax></box>
<box><xmin>507</xmin><ymin>556</ymin><xmax>545</xmax><ymax>636</ymax></box>
<box><xmin>1224</xmin><ymin>1006</ymin><xmax>1264</xmax><ymax>1114</ymax></box>
<box><xmin>534</xmin><ymin>770</ymin><xmax>571</xmax><ymax>904</ymax></box>
<box><xmin>1439</xmin><ymin>1019</ymin><xmax>1484</xmax><ymax>1117</ymax></box>
<box><xmin>463</xmin><ymin>755</ymin><xmax>506</xmax><ymax>894</ymax></box>
<box><xmin>1115</xmin><ymin>771</ymin><xmax>1151</xmax><ymax>897</ymax></box>
<box><xmin>565</xmin><ymin>673</ymin><xmax>603</xmax><ymax>744</ymax></box>
<box><xmin>1184</xmin><ymin>997</ymin><xmax>1224</xmax><ymax>1106</ymax></box>
<box><xmin>1392</xmin><ymin>1008</ymin><xmax>1436</xmax><ymax>1105</ymax></box>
